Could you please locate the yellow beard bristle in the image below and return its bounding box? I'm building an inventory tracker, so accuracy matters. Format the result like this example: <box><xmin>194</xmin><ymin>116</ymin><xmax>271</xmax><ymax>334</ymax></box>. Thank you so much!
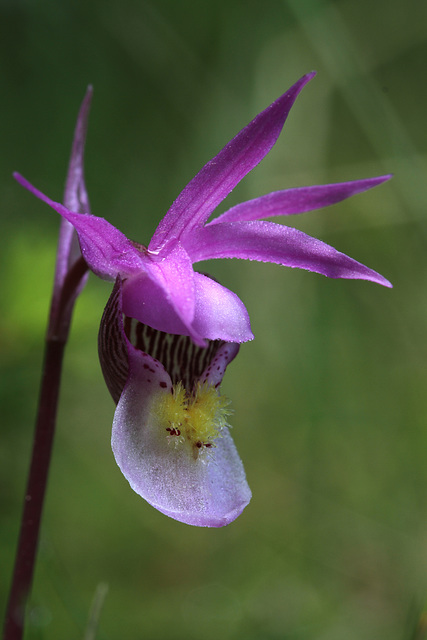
<box><xmin>153</xmin><ymin>381</ymin><xmax>231</xmax><ymax>457</ymax></box>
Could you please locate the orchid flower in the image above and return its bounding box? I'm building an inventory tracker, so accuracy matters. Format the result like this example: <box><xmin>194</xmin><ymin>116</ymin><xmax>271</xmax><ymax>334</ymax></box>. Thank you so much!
<box><xmin>15</xmin><ymin>72</ymin><xmax>391</xmax><ymax>527</ymax></box>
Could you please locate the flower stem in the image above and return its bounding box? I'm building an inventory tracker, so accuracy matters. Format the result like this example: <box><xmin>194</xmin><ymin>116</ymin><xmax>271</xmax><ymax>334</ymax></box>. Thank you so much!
<box><xmin>3</xmin><ymin>255</ymin><xmax>88</xmax><ymax>640</ymax></box>
<box><xmin>3</xmin><ymin>337</ymin><xmax>66</xmax><ymax>640</ymax></box>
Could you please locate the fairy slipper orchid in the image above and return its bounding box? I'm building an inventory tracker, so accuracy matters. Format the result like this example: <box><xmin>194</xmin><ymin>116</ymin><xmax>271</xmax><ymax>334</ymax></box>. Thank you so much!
<box><xmin>15</xmin><ymin>72</ymin><xmax>391</xmax><ymax>526</ymax></box>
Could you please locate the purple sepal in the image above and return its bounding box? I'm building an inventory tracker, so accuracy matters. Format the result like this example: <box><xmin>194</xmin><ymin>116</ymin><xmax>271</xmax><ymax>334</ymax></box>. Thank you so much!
<box><xmin>148</xmin><ymin>72</ymin><xmax>316</xmax><ymax>251</ymax></box>
<box><xmin>122</xmin><ymin>271</ymin><xmax>253</xmax><ymax>344</ymax></box>
<box><xmin>211</xmin><ymin>175</ymin><xmax>392</xmax><ymax>224</ymax></box>
<box><xmin>186</xmin><ymin>220</ymin><xmax>392</xmax><ymax>287</ymax></box>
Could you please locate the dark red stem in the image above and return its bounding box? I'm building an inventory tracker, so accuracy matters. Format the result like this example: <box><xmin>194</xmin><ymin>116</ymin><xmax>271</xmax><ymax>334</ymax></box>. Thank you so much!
<box><xmin>3</xmin><ymin>338</ymin><xmax>65</xmax><ymax>639</ymax></box>
<box><xmin>3</xmin><ymin>258</ymin><xmax>88</xmax><ymax>640</ymax></box>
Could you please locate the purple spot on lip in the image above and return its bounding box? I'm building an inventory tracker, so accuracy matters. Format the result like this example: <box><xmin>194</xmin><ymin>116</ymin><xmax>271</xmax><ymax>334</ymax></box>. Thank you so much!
<box><xmin>159</xmin><ymin>381</ymin><xmax>167</xmax><ymax>388</ymax></box>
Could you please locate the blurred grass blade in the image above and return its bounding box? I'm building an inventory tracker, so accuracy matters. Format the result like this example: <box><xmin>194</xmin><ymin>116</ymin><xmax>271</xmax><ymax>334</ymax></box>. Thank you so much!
<box><xmin>83</xmin><ymin>582</ymin><xmax>109</xmax><ymax>640</ymax></box>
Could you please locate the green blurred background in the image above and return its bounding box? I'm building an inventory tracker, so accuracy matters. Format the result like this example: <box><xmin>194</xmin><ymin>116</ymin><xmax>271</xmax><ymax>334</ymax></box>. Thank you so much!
<box><xmin>1</xmin><ymin>0</ymin><xmax>426</xmax><ymax>638</ymax></box>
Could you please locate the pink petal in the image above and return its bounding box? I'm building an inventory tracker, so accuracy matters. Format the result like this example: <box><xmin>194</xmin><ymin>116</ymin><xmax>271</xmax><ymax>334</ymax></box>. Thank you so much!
<box><xmin>192</xmin><ymin>273</ymin><xmax>253</xmax><ymax>343</ymax></box>
<box><xmin>149</xmin><ymin>73</ymin><xmax>316</xmax><ymax>252</ymax></box>
<box><xmin>211</xmin><ymin>176</ymin><xmax>392</xmax><ymax>224</ymax></box>
<box><xmin>186</xmin><ymin>220</ymin><xmax>392</xmax><ymax>287</ymax></box>
<box><xmin>121</xmin><ymin>243</ymin><xmax>203</xmax><ymax>345</ymax></box>
<box><xmin>122</xmin><ymin>271</ymin><xmax>253</xmax><ymax>345</ymax></box>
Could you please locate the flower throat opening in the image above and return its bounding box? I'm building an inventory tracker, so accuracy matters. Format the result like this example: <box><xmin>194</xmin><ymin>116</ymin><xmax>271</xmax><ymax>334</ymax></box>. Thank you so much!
<box><xmin>124</xmin><ymin>316</ymin><xmax>225</xmax><ymax>389</ymax></box>
<box><xmin>98</xmin><ymin>276</ymin><xmax>226</xmax><ymax>404</ymax></box>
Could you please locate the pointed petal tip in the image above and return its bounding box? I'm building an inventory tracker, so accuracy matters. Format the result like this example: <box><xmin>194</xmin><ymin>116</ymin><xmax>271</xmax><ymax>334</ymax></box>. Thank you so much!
<box><xmin>295</xmin><ymin>71</ymin><xmax>317</xmax><ymax>91</ymax></box>
<box><xmin>371</xmin><ymin>173</ymin><xmax>393</xmax><ymax>185</ymax></box>
<box><xmin>80</xmin><ymin>85</ymin><xmax>93</xmax><ymax>113</ymax></box>
<box><xmin>305</xmin><ymin>70</ymin><xmax>317</xmax><ymax>81</ymax></box>
<box><xmin>14</xmin><ymin>172</ymin><xmax>46</xmax><ymax>201</ymax></box>
<box><xmin>280</xmin><ymin>71</ymin><xmax>316</xmax><ymax>103</ymax></box>
<box><xmin>379</xmin><ymin>275</ymin><xmax>393</xmax><ymax>289</ymax></box>
<box><xmin>13</xmin><ymin>173</ymin><xmax>60</xmax><ymax>210</ymax></box>
<box><xmin>322</xmin><ymin>256</ymin><xmax>392</xmax><ymax>289</ymax></box>
<box><xmin>14</xmin><ymin>172</ymin><xmax>39</xmax><ymax>195</ymax></box>
<box><xmin>344</xmin><ymin>269</ymin><xmax>392</xmax><ymax>289</ymax></box>
<box><xmin>81</xmin><ymin>84</ymin><xmax>93</xmax><ymax>105</ymax></box>
<box><xmin>358</xmin><ymin>260</ymin><xmax>392</xmax><ymax>289</ymax></box>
